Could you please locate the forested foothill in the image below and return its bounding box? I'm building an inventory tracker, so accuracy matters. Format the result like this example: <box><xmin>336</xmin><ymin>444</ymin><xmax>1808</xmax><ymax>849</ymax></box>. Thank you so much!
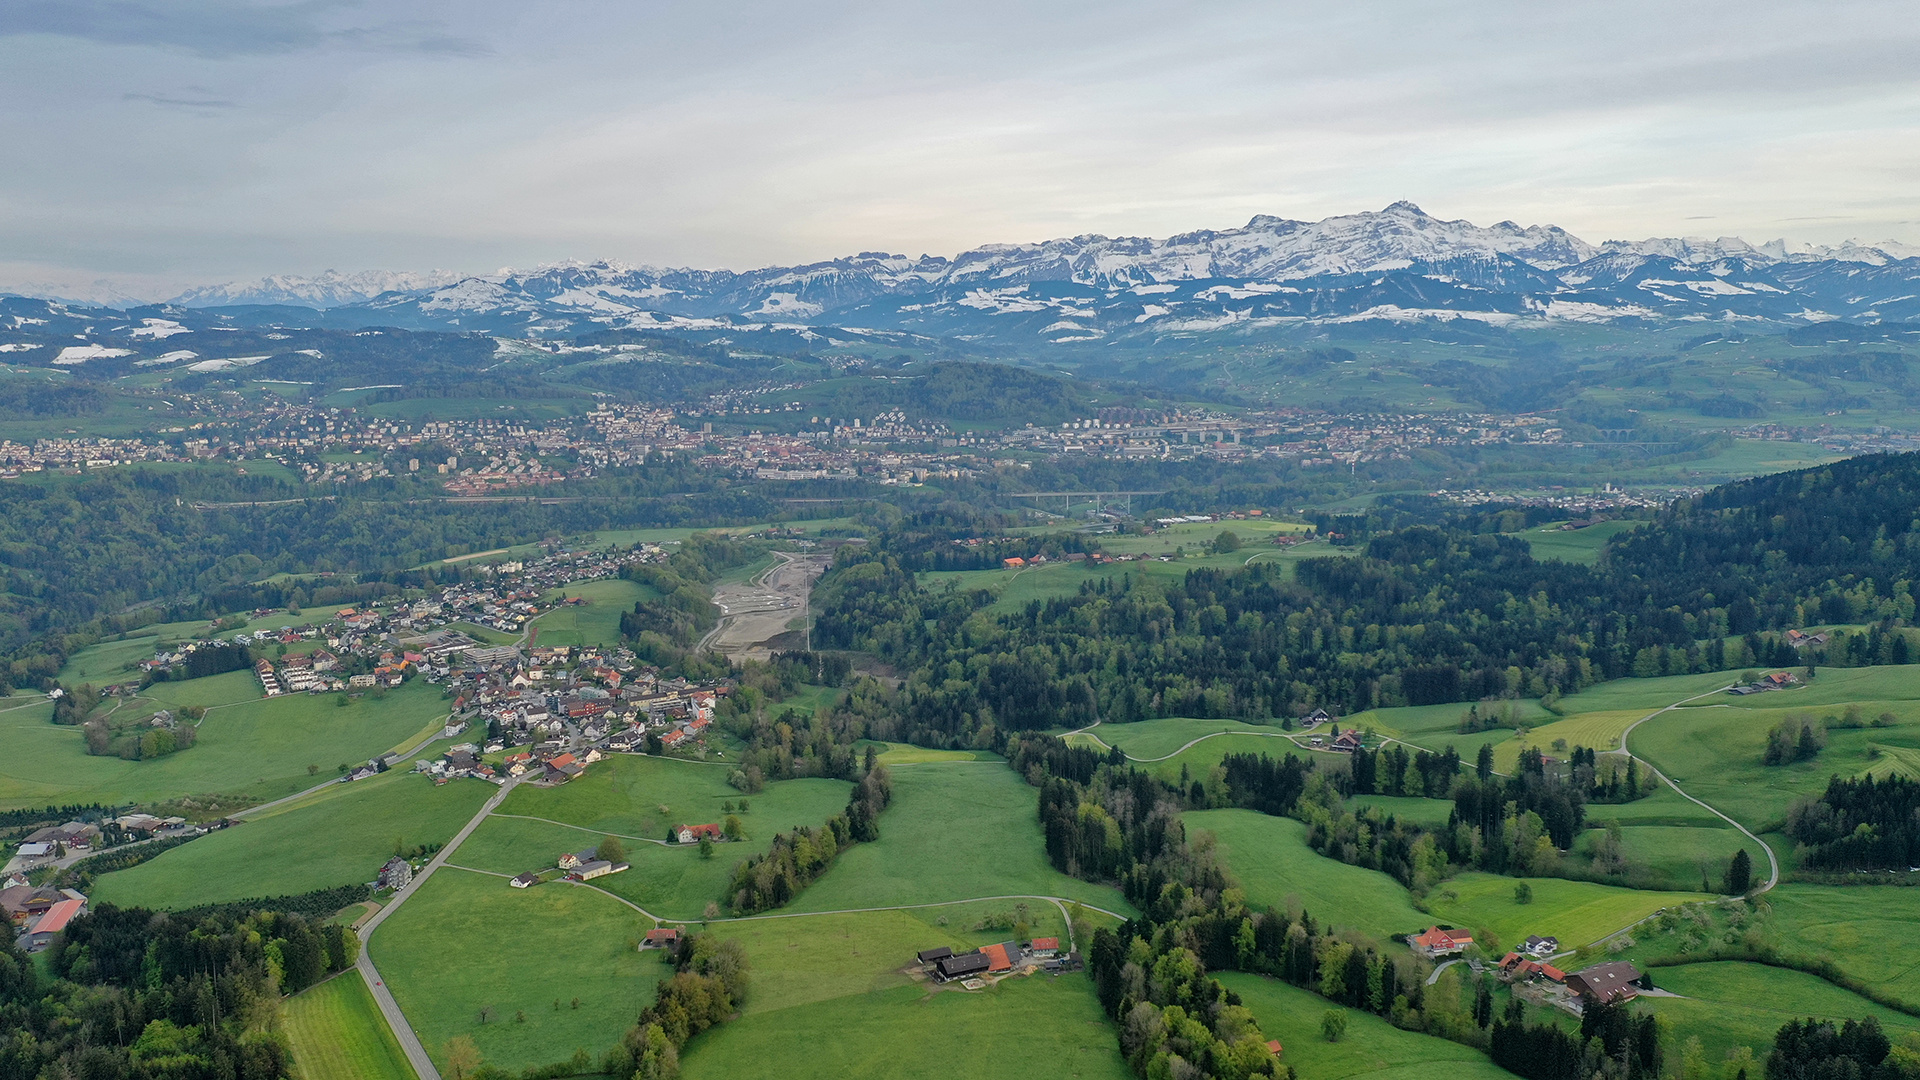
<box><xmin>813</xmin><ymin>453</ymin><xmax>1920</xmax><ymax>744</ymax></box>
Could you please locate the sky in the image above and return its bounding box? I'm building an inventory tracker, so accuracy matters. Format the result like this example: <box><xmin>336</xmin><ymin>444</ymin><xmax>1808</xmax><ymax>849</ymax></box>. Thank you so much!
<box><xmin>3</xmin><ymin>0</ymin><xmax>1918</xmax><ymax>300</ymax></box>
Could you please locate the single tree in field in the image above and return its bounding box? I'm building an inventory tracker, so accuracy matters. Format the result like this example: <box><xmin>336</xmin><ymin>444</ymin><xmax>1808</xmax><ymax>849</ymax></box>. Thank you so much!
<box><xmin>1212</xmin><ymin>530</ymin><xmax>1241</xmax><ymax>554</ymax></box>
<box><xmin>722</xmin><ymin>815</ymin><xmax>744</xmax><ymax>840</ymax></box>
<box><xmin>1321</xmin><ymin>1010</ymin><xmax>1347</xmax><ymax>1042</ymax></box>
<box><xmin>698</xmin><ymin>835</ymin><xmax>715</xmax><ymax>859</ymax></box>
<box><xmin>446</xmin><ymin>1036</ymin><xmax>482</xmax><ymax>1080</ymax></box>
<box><xmin>597</xmin><ymin>835</ymin><xmax>626</xmax><ymax>863</ymax></box>
<box><xmin>1724</xmin><ymin>848</ymin><xmax>1753</xmax><ymax>895</ymax></box>
<box><xmin>1514</xmin><ymin>882</ymin><xmax>1533</xmax><ymax>905</ymax></box>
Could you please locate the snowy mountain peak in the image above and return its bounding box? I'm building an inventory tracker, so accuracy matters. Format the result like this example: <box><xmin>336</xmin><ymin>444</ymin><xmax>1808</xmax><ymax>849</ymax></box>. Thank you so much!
<box><xmin>171</xmin><ymin>269</ymin><xmax>469</xmax><ymax>309</ymax></box>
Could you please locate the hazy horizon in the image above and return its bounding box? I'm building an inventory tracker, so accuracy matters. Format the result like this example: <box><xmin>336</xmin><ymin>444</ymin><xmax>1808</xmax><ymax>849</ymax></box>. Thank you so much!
<box><xmin>5</xmin><ymin>0</ymin><xmax>1917</xmax><ymax>300</ymax></box>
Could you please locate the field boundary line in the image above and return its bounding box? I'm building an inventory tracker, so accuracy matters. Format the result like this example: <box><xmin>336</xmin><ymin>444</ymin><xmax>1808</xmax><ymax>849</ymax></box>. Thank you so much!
<box><xmin>486</xmin><ymin>812</ymin><xmax>671</xmax><ymax>845</ymax></box>
<box><xmin>1067</xmin><ymin>720</ymin><xmax>1442</xmax><ymax>768</ymax></box>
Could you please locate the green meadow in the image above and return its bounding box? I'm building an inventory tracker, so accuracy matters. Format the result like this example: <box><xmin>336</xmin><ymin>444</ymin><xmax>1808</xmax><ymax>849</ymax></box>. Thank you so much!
<box><xmin>1219</xmin><ymin>973</ymin><xmax>1509</xmax><ymax>1080</ymax></box>
<box><xmin>1422</xmin><ymin>873</ymin><xmax>1707</xmax><ymax>953</ymax></box>
<box><xmin>788</xmin><ymin>762</ymin><xmax>1133</xmax><ymax>916</ymax></box>
<box><xmin>284</xmin><ymin>971</ymin><xmax>415</xmax><ymax>1080</ymax></box>
<box><xmin>529</xmin><ymin>578</ymin><xmax>657</xmax><ymax>648</ymax></box>
<box><xmin>1071</xmin><ymin>717</ymin><xmax>1291</xmax><ymax>761</ymax></box>
<box><xmin>93</xmin><ymin>769</ymin><xmax>492</xmax><ymax>909</ymax></box>
<box><xmin>704</xmin><ymin>905</ymin><xmax>1074</xmax><ymax>1018</ymax></box>
<box><xmin>1183</xmin><ymin>811</ymin><xmax>1427</xmax><ymax>939</ymax></box>
<box><xmin>495</xmin><ymin>753</ymin><xmax>852</xmax><ymax>841</ymax></box>
<box><xmin>371</xmin><ymin>867</ymin><xmax>660</xmax><ymax>1076</ymax></box>
<box><xmin>0</xmin><ymin>677</ymin><xmax>448</xmax><ymax>810</ymax></box>
<box><xmin>1637</xmin><ymin>962</ymin><xmax>1920</xmax><ymax>1066</ymax></box>
<box><xmin>1627</xmin><ymin>670</ymin><xmax>1920</xmax><ymax>830</ymax></box>
<box><xmin>680</xmin><ymin>967</ymin><xmax>1129</xmax><ymax>1080</ymax></box>
<box><xmin>1516</xmin><ymin>520</ymin><xmax>1641</xmax><ymax>565</ymax></box>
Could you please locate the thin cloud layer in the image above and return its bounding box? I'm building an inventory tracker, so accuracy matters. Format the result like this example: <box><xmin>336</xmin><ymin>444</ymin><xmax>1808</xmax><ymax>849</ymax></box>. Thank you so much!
<box><xmin>1</xmin><ymin>0</ymin><xmax>1915</xmax><ymax>298</ymax></box>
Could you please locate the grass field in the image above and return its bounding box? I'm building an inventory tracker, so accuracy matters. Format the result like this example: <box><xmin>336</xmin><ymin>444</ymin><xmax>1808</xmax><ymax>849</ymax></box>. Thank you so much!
<box><xmin>1483</xmin><ymin>710</ymin><xmax>1648</xmax><ymax>772</ymax></box>
<box><xmin>1218</xmin><ymin>972</ymin><xmax>1509</xmax><ymax>1080</ymax></box>
<box><xmin>372</xmin><ymin>867</ymin><xmax>661</xmax><ymax>1075</ymax></box>
<box><xmin>93</xmin><ymin>769</ymin><xmax>492</xmax><ymax>909</ymax></box>
<box><xmin>1862</xmin><ymin>742</ymin><xmax>1920</xmax><ymax>780</ymax></box>
<box><xmin>918</xmin><ymin>536</ymin><xmax>1345</xmax><ymax>616</ymax></box>
<box><xmin>495</xmin><ymin>753</ymin><xmax>851</xmax><ymax>840</ymax></box>
<box><xmin>1349</xmin><ymin>795</ymin><xmax>1457</xmax><ymax>828</ymax></box>
<box><xmin>1758</xmin><ymin>885</ymin><xmax>1920</xmax><ymax>1007</ymax></box>
<box><xmin>0</xmin><ymin>678</ymin><xmax>449</xmax><ymax>810</ymax></box>
<box><xmin>1423</xmin><ymin>873</ymin><xmax>1707</xmax><ymax>953</ymax></box>
<box><xmin>1074</xmin><ymin>718</ymin><xmax>1291</xmax><ymax>761</ymax></box>
<box><xmin>1628</xmin><ymin>682</ymin><xmax>1920</xmax><ymax>830</ymax></box>
<box><xmin>456</xmin><ymin>755</ymin><xmax>853</xmax><ymax>919</ymax></box>
<box><xmin>868</xmin><ymin>742</ymin><xmax>993</xmax><ymax>764</ymax></box>
<box><xmin>1570</xmin><ymin>824</ymin><xmax>1757</xmax><ymax>893</ymax></box>
<box><xmin>787</xmin><ymin>762</ymin><xmax>1133</xmax><ymax>916</ymax></box>
<box><xmin>284</xmin><ymin>971</ymin><xmax>415</xmax><ymax>1080</ymax></box>
<box><xmin>1637</xmin><ymin>962</ymin><xmax>1920</xmax><ymax>1065</ymax></box>
<box><xmin>1517</xmin><ymin>521</ymin><xmax>1641</xmax><ymax>565</ymax></box>
<box><xmin>1183</xmin><ymin>810</ymin><xmax>1428</xmax><ymax>939</ymax></box>
<box><xmin>679</xmin><ymin>970</ymin><xmax>1130</xmax><ymax>1080</ymax></box>
<box><xmin>1344</xmin><ymin>700</ymin><xmax>1525</xmax><ymax>740</ymax></box>
<box><xmin>1548</xmin><ymin>670</ymin><xmax>1742</xmax><ymax>716</ymax></box>
<box><xmin>529</xmin><ymin>578</ymin><xmax>656</xmax><ymax>648</ymax></box>
<box><xmin>456</xmin><ymin>814</ymin><xmax>751</xmax><ymax>921</ymax></box>
<box><xmin>704</xmin><ymin>905</ymin><xmax>1074</xmax><ymax>1017</ymax></box>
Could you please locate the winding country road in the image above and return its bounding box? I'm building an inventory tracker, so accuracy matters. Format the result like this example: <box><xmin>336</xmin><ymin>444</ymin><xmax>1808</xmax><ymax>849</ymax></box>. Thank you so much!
<box><xmin>356</xmin><ymin>775</ymin><xmax>525</xmax><ymax>1080</ymax></box>
<box><xmin>1615</xmin><ymin>685</ymin><xmax>1782</xmax><ymax>897</ymax></box>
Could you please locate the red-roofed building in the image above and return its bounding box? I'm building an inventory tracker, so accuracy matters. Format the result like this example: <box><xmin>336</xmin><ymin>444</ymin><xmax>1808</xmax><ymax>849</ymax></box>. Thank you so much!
<box><xmin>1266</xmin><ymin>1041</ymin><xmax>1284</xmax><ymax>1057</ymax></box>
<box><xmin>981</xmin><ymin>942</ymin><xmax>1014</xmax><ymax>973</ymax></box>
<box><xmin>1029</xmin><ymin>937</ymin><xmax>1060</xmax><ymax>958</ymax></box>
<box><xmin>676</xmin><ymin>823</ymin><xmax>724</xmax><ymax>844</ymax></box>
<box><xmin>1003</xmin><ymin>557</ymin><xmax>1025</xmax><ymax>568</ymax></box>
<box><xmin>26</xmin><ymin>898</ymin><xmax>83</xmax><ymax>947</ymax></box>
<box><xmin>642</xmin><ymin>927</ymin><xmax>682</xmax><ymax>949</ymax></box>
<box><xmin>1411</xmin><ymin>926</ymin><xmax>1473</xmax><ymax>957</ymax></box>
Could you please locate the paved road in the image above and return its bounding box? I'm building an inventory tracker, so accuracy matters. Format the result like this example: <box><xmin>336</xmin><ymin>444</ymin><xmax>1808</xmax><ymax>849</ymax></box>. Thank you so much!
<box><xmin>357</xmin><ymin>775</ymin><xmax>524</xmax><ymax>1080</ymax></box>
<box><xmin>1614</xmin><ymin>685</ymin><xmax>1781</xmax><ymax>896</ymax></box>
<box><xmin>235</xmin><ymin>714</ymin><xmax>454</xmax><ymax>822</ymax></box>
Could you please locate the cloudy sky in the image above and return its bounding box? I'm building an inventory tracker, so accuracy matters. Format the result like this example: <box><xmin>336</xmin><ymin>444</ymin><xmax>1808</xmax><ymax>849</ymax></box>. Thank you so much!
<box><xmin>3</xmin><ymin>0</ymin><xmax>1917</xmax><ymax>299</ymax></box>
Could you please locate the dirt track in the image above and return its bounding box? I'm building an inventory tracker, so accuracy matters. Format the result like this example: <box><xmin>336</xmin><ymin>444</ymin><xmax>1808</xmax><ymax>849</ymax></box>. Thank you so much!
<box><xmin>702</xmin><ymin>552</ymin><xmax>830</xmax><ymax>662</ymax></box>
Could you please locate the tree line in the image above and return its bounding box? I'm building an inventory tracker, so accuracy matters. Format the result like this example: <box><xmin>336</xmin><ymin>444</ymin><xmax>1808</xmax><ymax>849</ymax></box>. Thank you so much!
<box><xmin>0</xmin><ymin>902</ymin><xmax>354</xmax><ymax>1080</ymax></box>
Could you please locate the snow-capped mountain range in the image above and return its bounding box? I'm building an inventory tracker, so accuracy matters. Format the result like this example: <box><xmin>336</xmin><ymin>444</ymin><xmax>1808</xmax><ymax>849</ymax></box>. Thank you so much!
<box><xmin>13</xmin><ymin>203</ymin><xmax>1920</xmax><ymax>349</ymax></box>
<box><xmin>169</xmin><ymin>269</ymin><xmax>469</xmax><ymax>309</ymax></box>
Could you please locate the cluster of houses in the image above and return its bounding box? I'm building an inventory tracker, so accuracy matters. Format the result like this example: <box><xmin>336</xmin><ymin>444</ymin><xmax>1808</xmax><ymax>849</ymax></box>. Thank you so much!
<box><xmin>916</xmin><ymin>938</ymin><xmax>1078</xmax><ymax>984</ymax></box>
<box><xmin>141</xmin><ymin>541</ymin><xmax>675</xmax><ymax>705</ymax></box>
<box><xmin>506</xmin><ymin>845</ymin><xmax>633</xmax><ymax>889</ymax></box>
<box><xmin>0</xmin><ymin>878</ymin><xmax>87</xmax><ymax>952</ymax></box>
<box><xmin>1501</xmin><ymin>954</ymin><xmax>1651</xmax><ymax>1012</ymax></box>
<box><xmin>9</xmin><ymin>814</ymin><xmax>196</xmax><ymax>867</ymax></box>
<box><xmin>1410</xmin><ymin>924</ymin><xmax>1650</xmax><ymax>1014</ymax></box>
<box><xmin>254</xmin><ymin>649</ymin><xmax>351</xmax><ymax>696</ymax></box>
